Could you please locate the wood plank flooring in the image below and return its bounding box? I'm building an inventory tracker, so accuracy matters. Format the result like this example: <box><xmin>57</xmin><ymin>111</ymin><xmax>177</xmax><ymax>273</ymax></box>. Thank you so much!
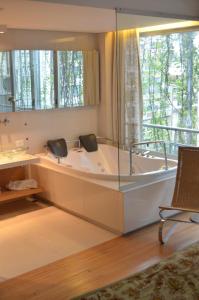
<box><xmin>0</xmin><ymin>213</ymin><xmax>199</xmax><ymax>300</ymax></box>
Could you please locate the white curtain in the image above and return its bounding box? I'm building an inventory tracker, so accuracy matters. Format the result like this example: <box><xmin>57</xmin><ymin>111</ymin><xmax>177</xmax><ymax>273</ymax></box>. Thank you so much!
<box><xmin>111</xmin><ymin>29</ymin><xmax>143</xmax><ymax>146</ymax></box>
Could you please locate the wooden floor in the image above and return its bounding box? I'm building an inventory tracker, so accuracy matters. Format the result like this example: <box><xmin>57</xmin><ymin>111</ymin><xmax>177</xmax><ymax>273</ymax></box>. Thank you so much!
<box><xmin>0</xmin><ymin>211</ymin><xmax>199</xmax><ymax>300</ymax></box>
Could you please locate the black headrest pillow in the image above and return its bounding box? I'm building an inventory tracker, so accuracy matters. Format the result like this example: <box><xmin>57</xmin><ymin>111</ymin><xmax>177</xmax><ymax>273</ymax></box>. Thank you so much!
<box><xmin>79</xmin><ymin>134</ymin><xmax>98</xmax><ymax>152</ymax></box>
<box><xmin>47</xmin><ymin>138</ymin><xmax>68</xmax><ymax>157</ymax></box>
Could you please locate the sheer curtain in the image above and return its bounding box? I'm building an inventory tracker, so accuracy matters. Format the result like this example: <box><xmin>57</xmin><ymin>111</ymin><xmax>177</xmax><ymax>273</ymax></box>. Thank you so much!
<box><xmin>112</xmin><ymin>29</ymin><xmax>143</xmax><ymax>146</ymax></box>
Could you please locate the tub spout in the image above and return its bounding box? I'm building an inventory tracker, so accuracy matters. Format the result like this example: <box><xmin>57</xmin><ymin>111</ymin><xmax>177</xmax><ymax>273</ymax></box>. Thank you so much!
<box><xmin>142</xmin><ymin>150</ymin><xmax>150</xmax><ymax>156</ymax></box>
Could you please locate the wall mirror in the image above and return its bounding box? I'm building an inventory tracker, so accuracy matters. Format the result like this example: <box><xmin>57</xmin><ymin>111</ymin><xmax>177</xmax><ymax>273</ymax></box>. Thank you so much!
<box><xmin>0</xmin><ymin>49</ymin><xmax>99</xmax><ymax>112</ymax></box>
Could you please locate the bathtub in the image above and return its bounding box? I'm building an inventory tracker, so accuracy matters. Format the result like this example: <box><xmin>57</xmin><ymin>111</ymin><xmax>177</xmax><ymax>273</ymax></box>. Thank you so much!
<box><xmin>32</xmin><ymin>144</ymin><xmax>178</xmax><ymax>234</ymax></box>
<box><xmin>37</xmin><ymin>144</ymin><xmax>177</xmax><ymax>184</ymax></box>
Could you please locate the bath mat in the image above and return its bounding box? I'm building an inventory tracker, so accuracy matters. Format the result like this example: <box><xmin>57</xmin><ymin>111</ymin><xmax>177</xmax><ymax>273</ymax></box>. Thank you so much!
<box><xmin>74</xmin><ymin>241</ymin><xmax>199</xmax><ymax>300</ymax></box>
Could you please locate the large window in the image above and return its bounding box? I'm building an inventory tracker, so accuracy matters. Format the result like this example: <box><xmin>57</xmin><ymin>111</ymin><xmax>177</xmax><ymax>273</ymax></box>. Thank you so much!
<box><xmin>140</xmin><ymin>29</ymin><xmax>199</xmax><ymax>154</ymax></box>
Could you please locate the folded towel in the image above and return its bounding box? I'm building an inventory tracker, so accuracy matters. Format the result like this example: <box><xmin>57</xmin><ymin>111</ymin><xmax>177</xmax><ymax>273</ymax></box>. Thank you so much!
<box><xmin>7</xmin><ymin>179</ymin><xmax>38</xmax><ymax>191</ymax></box>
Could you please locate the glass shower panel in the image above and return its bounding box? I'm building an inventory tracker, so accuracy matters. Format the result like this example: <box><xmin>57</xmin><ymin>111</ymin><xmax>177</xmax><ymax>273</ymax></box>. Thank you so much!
<box><xmin>116</xmin><ymin>11</ymin><xmax>156</xmax><ymax>190</ymax></box>
<box><xmin>116</xmin><ymin>11</ymin><xmax>191</xmax><ymax>190</ymax></box>
<box><xmin>116</xmin><ymin>11</ymin><xmax>144</xmax><ymax>190</ymax></box>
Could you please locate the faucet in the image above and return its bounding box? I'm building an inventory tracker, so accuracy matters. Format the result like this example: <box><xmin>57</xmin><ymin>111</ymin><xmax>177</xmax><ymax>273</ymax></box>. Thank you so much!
<box><xmin>8</xmin><ymin>96</ymin><xmax>17</xmax><ymax>112</ymax></box>
<box><xmin>129</xmin><ymin>140</ymin><xmax>168</xmax><ymax>175</ymax></box>
<box><xmin>56</xmin><ymin>156</ymin><xmax>61</xmax><ymax>164</ymax></box>
<box><xmin>141</xmin><ymin>150</ymin><xmax>150</xmax><ymax>156</ymax></box>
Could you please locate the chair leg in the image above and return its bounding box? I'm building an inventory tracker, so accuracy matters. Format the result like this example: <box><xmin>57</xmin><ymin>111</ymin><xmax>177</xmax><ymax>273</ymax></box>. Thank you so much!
<box><xmin>190</xmin><ymin>213</ymin><xmax>199</xmax><ymax>223</ymax></box>
<box><xmin>159</xmin><ymin>219</ymin><xmax>166</xmax><ymax>244</ymax></box>
<box><xmin>159</xmin><ymin>218</ymin><xmax>178</xmax><ymax>244</ymax></box>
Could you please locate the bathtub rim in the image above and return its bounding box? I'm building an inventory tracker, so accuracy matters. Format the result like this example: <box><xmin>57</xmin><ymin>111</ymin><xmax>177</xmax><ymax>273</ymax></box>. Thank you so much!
<box><xmin>34</xmin><ymin>157</ymin><xmax>177</xmax><ymax>192</ymax></box>
<box><xmin>36</xmin><ymin>149</ymin><xmax>177</xmax><ymax>182</ymax></box>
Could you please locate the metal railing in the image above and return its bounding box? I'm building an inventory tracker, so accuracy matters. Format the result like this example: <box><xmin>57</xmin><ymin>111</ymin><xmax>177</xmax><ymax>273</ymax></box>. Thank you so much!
<box><xmin>143</xmin><ymin>123</ymin><xmax>199</xmax><ymax>155</ymax></box>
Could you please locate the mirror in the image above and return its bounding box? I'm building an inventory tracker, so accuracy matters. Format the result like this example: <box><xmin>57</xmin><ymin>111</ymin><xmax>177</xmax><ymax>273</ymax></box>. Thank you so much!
<box><xmin>0</xmin><ymin>49</ymin><xmax>99</xmax><ymax>112</ymax></box>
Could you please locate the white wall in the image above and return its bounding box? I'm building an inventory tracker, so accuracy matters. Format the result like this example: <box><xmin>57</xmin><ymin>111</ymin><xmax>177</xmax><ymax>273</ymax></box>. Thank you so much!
<box><xmin>0</xmin><ymin>107</ymin><xmax>98</xmax><ymax>153</ymax></box>
<box><xmin>0</xmin><ymin>29</ymin><xmax>99</xmax><ymax>153</ymax></box>
<box><xmin>0</xmin><ymin>29</ymin><xmax>98</xmax><ymax>50</ymax></box>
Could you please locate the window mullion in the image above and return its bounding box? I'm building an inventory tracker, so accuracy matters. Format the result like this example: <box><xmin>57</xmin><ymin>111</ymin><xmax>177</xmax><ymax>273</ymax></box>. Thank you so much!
<box><xmin>30</xmin><ymin>51</ymin><xmax>35</xmax><ymax>110</ymax></box>
<box><xmin>9</xmin><ymin>51</ymin><xmax>15</xmax><ymax>100</ymax></box>
<box><xmin>53</xmin><ymin>50</ymin><xmax>58</xmax><ymax>108</ymax></box>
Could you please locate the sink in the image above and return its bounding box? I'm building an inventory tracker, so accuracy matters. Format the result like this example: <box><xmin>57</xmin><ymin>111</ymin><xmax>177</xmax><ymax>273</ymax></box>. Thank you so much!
<box><xmin>0</xmin><ymin>149</ymin><xmax>26</xmax><ymax>159</ymax></box>
<box><xmin>0</xmin><ymin>149</ymin><xmax>39</xmax><ymax>170</ymax></box>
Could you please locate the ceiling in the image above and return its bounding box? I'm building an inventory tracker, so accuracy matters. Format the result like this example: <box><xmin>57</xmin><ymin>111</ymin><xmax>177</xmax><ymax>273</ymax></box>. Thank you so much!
<box><xmin>0</xmin><ymin>0</ymin><xmax>115</xmax><ymax>33</ymax></box>
<box><xmin>32</xmin><ymin>0</ymin><xmax>199</xmax><ymax>20</ymax></box>
<box><xmin>0</xmin><ymin>0</ymin><xmax>193</xmax><ymax>33</ymax></box>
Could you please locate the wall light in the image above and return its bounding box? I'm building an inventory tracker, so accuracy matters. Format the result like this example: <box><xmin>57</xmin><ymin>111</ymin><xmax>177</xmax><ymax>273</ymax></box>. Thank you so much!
<box><xmin>0</xmin><ymin>25</ymin><xmax>7</xmax><ymax>34</ymax></box>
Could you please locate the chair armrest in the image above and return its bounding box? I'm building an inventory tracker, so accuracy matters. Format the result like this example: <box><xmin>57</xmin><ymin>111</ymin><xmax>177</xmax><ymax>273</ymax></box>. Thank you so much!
<box><xmin>159</xmin><ymin>206</ymin><xmax>199</xmax><ymax>213</ymax></box>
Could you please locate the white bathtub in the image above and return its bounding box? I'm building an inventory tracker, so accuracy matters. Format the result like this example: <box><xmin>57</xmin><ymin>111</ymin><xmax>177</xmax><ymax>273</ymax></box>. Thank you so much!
<box><xmin>37</xmin><ymin>144</ymin><xmax>177</xmax><ymax>184</ymax></box>
<box><xmin>32</xmin><ymin>144</ymin><xmax>177</xmax><ymax>234</ymax></box>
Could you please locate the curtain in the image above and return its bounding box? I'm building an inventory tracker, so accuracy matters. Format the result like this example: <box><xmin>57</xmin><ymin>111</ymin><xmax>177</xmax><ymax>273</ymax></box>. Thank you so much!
<box><xmin>111</xmin><ymin>29</ymin><xmax>143</xmax><ymax>146</ymax></box>
<box><xmin>83</xmin><ymin>50</ymin><xmax>100</xmax><ymax>106</ymax></box>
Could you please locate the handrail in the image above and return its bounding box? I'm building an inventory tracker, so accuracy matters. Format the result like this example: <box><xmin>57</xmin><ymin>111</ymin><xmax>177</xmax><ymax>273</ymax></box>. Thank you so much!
<box><xmin>143</xmin><ymin>123</ymin><xmax>199</xmax><ymax>134</ymax></box>
<box><xmin>129</xmin><ymin>140</ymin><xmax>168</xmax><ymax>175</ymax></box>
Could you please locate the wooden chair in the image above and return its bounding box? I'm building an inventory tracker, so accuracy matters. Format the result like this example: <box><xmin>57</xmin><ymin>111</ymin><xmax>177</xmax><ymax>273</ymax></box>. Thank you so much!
<box><xmin>159</xmin><ymin>146</ymin><xmax>199</xmax><ymax>244</ymax></box>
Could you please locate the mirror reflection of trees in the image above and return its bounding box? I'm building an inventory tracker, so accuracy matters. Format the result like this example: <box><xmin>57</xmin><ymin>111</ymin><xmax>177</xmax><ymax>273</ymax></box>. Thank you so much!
<box><xmin>58</xmin><ymin>51</ymin><xmax>83</xmax><ymax>107</ymax></box>
<box><xmin>0</xmin><ymin>52</ymin><xmax>12</xmax><ymax>112</ymax></box>
<box><xmin>12</xmin><ymin>50</ymin><xmax>55</xmax><ymax>110</ymax></box>
<box><xmin>140</xmin><ymin>30</ymin><xmax>199</xmax><ymax>154</ymax></box>
<box><xmin>33</xmin><ymin>50</ymin><xmax>54</xmax><ymax>110</ymax></box>
<box><xmin>14</xmin><ymin>50</ymin><xmax>32</xmax><ymax>110</ymax></box>
<box><xmin>0</xmin><ymin>49</ymin><xmax>97</xmax><ymax>112</ymax></box>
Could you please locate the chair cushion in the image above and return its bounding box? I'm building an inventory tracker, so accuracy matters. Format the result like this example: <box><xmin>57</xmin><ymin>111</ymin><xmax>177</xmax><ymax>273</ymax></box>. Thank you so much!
<box><xmin>79</xmin><ymin>134</ymin><xmax>98</xmax><ymax>152</ymax></box>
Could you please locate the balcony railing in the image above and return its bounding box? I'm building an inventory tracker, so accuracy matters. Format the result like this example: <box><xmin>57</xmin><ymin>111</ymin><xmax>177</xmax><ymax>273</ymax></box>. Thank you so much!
<box><xmin>142</xmin><ymin>123</ymin><xmax>199</xmax><ymax>155</ymax></box>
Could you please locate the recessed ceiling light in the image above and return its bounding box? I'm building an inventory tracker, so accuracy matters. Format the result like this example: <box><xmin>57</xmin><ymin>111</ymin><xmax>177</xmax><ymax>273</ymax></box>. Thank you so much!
<box><xmin>0</xmin><ymin>25</ymin><xmax>7</xmax><ymax>34</ymax></box>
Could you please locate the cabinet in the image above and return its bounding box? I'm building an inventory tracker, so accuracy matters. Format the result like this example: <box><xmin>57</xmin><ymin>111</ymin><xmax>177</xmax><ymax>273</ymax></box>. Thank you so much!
<box><xmin>0</xmin><ymin>155</ymin><xmax>42</xmax><ymax>203</ymax></box>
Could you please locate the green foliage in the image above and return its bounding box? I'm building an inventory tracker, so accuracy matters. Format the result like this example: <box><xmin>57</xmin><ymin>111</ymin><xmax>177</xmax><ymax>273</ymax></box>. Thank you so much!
<box><xmin>0</xmin><ymin>50</ymin><xmax>84</xmax><ymax>111</ymax></box>
<box><xmin>0</xmin><ymin>51</ymin><xmax>11</xmax><ymax>112</ymax></box>
<box><xmin>58</xmin><ymin>51</ymin><xmax>83</xmax><ymax>107</ymax></box>
<box><xmin>140</xmin><ymin>30</ymin><xmax>199</xmax><ymax>153</ymax></box>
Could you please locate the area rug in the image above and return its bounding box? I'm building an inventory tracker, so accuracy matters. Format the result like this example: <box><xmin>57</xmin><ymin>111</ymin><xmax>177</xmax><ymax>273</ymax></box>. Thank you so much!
<box><xmin>74</xmin><ymin>242</ymin><xmax>199</xmax><ymax>300</ymax></box>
